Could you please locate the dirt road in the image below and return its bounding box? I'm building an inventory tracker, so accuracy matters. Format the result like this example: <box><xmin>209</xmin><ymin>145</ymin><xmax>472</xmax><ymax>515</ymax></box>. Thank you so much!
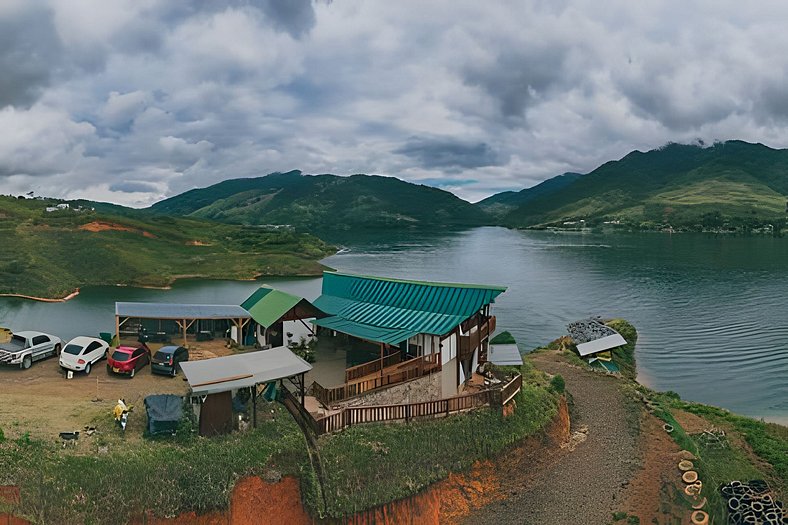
<box><xmin>0</xmin><ymin>354</ymin><xmax>189</xmax><ymax>443</ymax></box>
<box><xmin>462</xmin><ymin>353</ymin><xmax>641</xmax><ymax>525</ymax></box>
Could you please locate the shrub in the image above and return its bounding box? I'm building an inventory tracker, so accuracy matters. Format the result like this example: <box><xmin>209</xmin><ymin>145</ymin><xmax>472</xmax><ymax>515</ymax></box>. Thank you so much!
<box><xmin>549</xmin><ymin>374</ymin><xmax>565</xmax><ymax>394</ymax></box>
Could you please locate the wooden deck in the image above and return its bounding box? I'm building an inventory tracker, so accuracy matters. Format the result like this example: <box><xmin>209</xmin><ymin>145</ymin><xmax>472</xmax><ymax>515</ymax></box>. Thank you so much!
<box><xmin>312</xmin><ymin>352</ymin><xmax>442</xmax><ymax>406</ymax></box>
<box><xmin>285</xmin><ymin>373</ymin><xmax>523</xmax><ymax>435</ymax></box>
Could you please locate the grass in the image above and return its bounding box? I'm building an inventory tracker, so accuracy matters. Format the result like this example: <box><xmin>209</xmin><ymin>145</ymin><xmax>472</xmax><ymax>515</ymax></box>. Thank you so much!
<box><xmin>489</xmin><ymin>330</ymin><xmax>516</xmax><ymax>344</ymax></box>
<box><xmin>315</xmin><ymin>362</ymin><xmax>560</xmax><ymax>518</ymax></box>
<box><xmin>605</xmin><ymin>319</ymin><xmax>637</xmax><ymax>380</ymax></box>
<box><xmin>0</xmin><ymin>196</ymin><xmax>333</xmax><ymax>298</ymax></box>
<box><xmin>0</xmin><ymin>403</ymin><xmax>311</xmax><ymax>525</ymax></box>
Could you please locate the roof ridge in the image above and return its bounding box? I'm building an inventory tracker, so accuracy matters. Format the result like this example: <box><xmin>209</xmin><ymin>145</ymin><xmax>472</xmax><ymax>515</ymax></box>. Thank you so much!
<box><xmin>324</xmin><ymin>271</ymin><xmax>507</xmax><ymax>291</ymax></box>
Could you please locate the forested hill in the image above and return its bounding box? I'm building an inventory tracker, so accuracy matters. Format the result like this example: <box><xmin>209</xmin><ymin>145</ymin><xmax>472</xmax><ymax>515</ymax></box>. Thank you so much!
<box><xmin>494</xmin><ymin>141</ymin><xmax>788</xmax><ymax>230</ymax></box>
<box><xmin>149</xmin><ymin>170</ymin><xmax>491</xmax><ymax>234</ymax></box>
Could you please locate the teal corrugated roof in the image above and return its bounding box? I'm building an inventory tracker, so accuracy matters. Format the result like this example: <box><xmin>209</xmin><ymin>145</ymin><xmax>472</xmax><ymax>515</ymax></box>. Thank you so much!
<box><xmin>312</xmin><ymin>316</ymin><xmax>420</xmax><ymax>346</ymax></box>
<box><xmin>312</xmin><ymin>272</ymin><xmax>506</xmax><ymax>344</ymax></box>
<box><xmin>241</xmin><ymin>286</ymin><xmax>324</xmax><ymax>328</ymax></box>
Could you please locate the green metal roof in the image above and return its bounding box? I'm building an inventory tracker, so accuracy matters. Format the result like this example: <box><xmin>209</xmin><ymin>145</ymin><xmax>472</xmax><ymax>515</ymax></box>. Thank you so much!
<box><xmin>241</xmin><ymin>286</ymin><xmax>304</xmax><ymax>328</ymax></box>
<box><xmin>312</xmin><ymin>272</ymin><xmax>506</xmax><ymax>345</ymax></box>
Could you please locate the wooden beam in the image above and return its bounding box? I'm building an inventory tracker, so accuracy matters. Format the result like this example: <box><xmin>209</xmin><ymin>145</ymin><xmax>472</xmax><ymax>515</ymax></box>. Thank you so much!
<box><xmin>191</xmin><ymin>373</ymin><xmax>254</xmax><ymax>388</ymax></box>
<box><xmin>115</xmin><ymin>316</ymin><xmax>120</xmax><ymax>344</ymax></box>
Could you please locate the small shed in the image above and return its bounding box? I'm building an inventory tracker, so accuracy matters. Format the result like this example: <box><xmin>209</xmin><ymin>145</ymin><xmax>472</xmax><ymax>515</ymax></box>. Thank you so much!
<box><xmin>488</xmin><ymin>344</ymin><xmax>523</xmax><ymax>366</ymax></box>
<box><xmin>144</xmin><ymin>394</ymin><xmax>183</xmax><ymax>435</ymax></box>
<box><xmin>180</xmin><ymin>346</ymin><xmax>312</xmax><ymax>436</ymax></box>
<box><xmin>241</xmin><ymin>286</ymin><xmax>325</xmax><ymax>348</ymax></box>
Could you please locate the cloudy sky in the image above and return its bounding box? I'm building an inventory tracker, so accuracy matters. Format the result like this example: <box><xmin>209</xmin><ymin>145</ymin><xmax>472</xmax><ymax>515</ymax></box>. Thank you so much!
<box><xmin>2</xmin><ymin>0</ymin><xmax>788</xmax><ymax>206</ymax></box>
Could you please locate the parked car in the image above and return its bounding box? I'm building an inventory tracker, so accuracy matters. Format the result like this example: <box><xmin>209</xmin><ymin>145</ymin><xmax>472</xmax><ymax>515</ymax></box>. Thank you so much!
<box><xmin>151</xmin><ymin>346</ymin><xmax>189</xmax><ymax>377</ymax></box>
<box><xmin>0</xmin><ymin>331</ymin><xmax>62</xmax><ymax>369</ymax></box>
<box><xmin>59</xmin><ymin>336</ymin><xmax>109</xmax><ymax>375</ymax></box>
<box><xmin>107</xmin><ymin>345</ymin><xmax>151</xmax><ymax>378</ymax></box>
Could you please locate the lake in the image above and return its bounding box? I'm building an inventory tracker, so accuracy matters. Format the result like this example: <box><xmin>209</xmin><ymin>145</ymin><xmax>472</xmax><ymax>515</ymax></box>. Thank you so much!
<box><xmin>1</xmin><ymin>227</ymin><xmax>786</xmax><ymax>423</ymax></box>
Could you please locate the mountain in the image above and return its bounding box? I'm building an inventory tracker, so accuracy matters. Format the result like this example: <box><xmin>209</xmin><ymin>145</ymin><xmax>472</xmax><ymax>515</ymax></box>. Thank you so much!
<box><xmin>149</xmin><ymin>170</ymin><xmax>491</xmax><ymax>234</ymax></box>
<box><xmin>499</xmin><ymin>141</ymin><xmax>788</xmax><ymax>230</ymax></box>
<box><xmin>0</xmin><ymin>196</ymin><xmax>332</xmax><ymax>298</ymax></box>
<box><xmin>476</xmin><ymin>172</ymin><xmax>582</xmax><ymax>217</ymax></box>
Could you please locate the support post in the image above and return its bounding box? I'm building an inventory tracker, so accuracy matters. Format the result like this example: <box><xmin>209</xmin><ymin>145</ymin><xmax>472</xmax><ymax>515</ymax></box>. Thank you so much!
<box><xmin>380</xmin><ymin>343</ymin><xmax>384</xmax><ymax>378</ymax></box>
<box><xmin>182</xmin><ymin>319</ymin><xmax>187</xmax><ymax>346</ymax></box>
<box><xmin>115</xmin><ymin>316</ymin><xmax>120</xmax><ymax>344</ymax></box>
<box><xmin>253</xmin><ymin>385</ymin><xmax>257</xmax><ymax>428</ymax></box>
<box><xmin>300</xmin><ymin>373</ymin><xmax>305</xmax><ymax>408</ymax></box>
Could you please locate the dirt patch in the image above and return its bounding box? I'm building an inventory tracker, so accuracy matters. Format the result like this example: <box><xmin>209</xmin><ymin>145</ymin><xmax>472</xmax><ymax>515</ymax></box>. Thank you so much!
<box><xmin>79</xmin><ymin>221</ymin><xmax>157</xmax><ymax>238</ymax></box>
<box><xmin>621</xmin><ymin>412</ymin><xmax>686</xmax><ymax>524</ymax></box>
<box><xmin>187</xmin><ymin>240</ymin><xmax>213</xmax><ymax>246</ymax></box>
<box><xmin>672</xmin><ymin>409</ymin><xmax>710</xmax><ymax>434</ymax></box>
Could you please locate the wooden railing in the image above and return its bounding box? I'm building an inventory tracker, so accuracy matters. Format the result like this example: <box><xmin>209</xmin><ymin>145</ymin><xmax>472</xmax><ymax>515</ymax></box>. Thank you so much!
<box><xmin>313</xmin><ymin>353</ymin><xmax>442</xmax><ymax>406</ymax></box>
<box><xmin>459</xmin><ymin>316</ymin><xmax>496</xmax><ymax>362</ymax></box>
<box><xmin>297</xmin><ymin>373</ymin><xmax>524</xmax><ymax>436</ymax></box>
<box><xmin>345</xmin><ymin>350</ymin><xmax>401</xmax><ymax>382</ymax></box>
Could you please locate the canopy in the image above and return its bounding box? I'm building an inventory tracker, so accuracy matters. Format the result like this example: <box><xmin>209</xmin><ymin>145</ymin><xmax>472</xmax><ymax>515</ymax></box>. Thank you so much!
<box><xmin>181</xmin><ymin>346</ymin><xmax>312</xmax><ymax>396</ymax></box>
<box><xmin>116</xmin><ymin>302</ymin><xmax>250</xmax><ymax>320</ymax></box>
<box><xmin>241</xmin><ymin>286</ymin><xmax>324</xmax><ymax>328</ymax></box>
<box><xmin>576</xmin><ymin>334</ymin><xmax>627</xmax><ymax>357</ymax></box>
<box><xmin>488</xmin><ymin>344</ymin><xmax>523</xmax><ymax>366</ymax></box>
<box><xmin>144</xmin><ymin>394</ymin><xmax>183</xmax><ymax>435</ymax></box>
<box><xmin>312</xmin><ymin>272</ymin><xmax>506</xmax><ymax>345</ymax></box>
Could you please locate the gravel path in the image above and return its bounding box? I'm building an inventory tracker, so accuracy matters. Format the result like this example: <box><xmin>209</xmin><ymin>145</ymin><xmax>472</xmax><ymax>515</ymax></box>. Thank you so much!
<box><xmin>462</xmin><ymin>353</ymin><xmax>641</xmax><ymax>525</ymax></box>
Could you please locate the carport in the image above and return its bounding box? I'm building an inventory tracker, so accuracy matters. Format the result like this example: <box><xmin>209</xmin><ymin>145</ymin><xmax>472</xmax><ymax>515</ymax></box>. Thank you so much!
<box><xmin>180</xmin><ymin>346</ymin><xmax>312</xmax><ymax>436</ymax></box>
<box><xmin>114</xmin><ymin>302</ymin><xmax>253</xmax><ymax>346</ymax></box>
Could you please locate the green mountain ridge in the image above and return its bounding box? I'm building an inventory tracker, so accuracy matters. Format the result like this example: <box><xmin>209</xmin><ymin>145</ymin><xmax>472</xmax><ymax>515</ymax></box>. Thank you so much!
<box><xmin>149</xmin><ymin>170</ymin><xmax>492</xmax><ymax>235</ymax></box>
<box><xmin>0</xmin><ymin>195</ymin><xmax>332</xmax><ymax>298</ymax></box>
<box><xmin>496</xmin><ymin>141</ymin><xmax>788</xmax><ymax>230</ymax></box>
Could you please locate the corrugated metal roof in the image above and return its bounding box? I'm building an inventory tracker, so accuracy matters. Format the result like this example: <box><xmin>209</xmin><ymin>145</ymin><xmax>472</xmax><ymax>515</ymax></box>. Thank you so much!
<box><xmin>312</xmin><ymin>316</ymin><xmax>420</xmax><ymax>346</ymax></box>
<box><xmin>181</xmin><ymin>346</ymin><xmax>312</xmax><ymax>396</ymax></box>
<box><xmin>311</xmin><ymin>272</ymin><xmax>506</xmax><ymax>344</ymax></box>
<box><xmin>576</xmin><ymin>334</ymin><xmax>627</xmax><ymax>356</ymax></box>
<box><xmin>116</xmin><ymin>302</ymin><xmax>250</xmax><ymax>320</ymax></box>
<box><xmin>488</xmin><ymin>344</ymin><xmax>523</xmax><ymax>366</ymax></box>
<box><xmin>241</xmin><ymin>286</ymin><xmax>303</xmax><ymax>328</ymax></box>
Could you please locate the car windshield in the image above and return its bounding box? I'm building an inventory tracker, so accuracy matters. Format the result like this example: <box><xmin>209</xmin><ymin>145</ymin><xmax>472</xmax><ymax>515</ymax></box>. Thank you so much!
<box><xmin>111</xmin><ymin>351</ymin><xmax>131</xmax><ymax>362</ymax></box>
<box><xmin>63</xmin><ymin>344</ymin><xmax>83</xmax><ymax>355</ymax></box>
<box><xmin>154</xmin><ymin>351</ymin><xmax>171</xmax><ymax>361</ymax></box>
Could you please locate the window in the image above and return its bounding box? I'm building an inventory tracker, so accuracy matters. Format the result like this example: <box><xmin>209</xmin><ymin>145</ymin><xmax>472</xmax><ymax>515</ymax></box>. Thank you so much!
<box><xmin>132</xmin><ymin>348</ymin><xmax>144</xmax><ymax>358</ymax></box>
<box><xmin>32</xmin><ymin>335</ymin><xmax>49</xmax><ymax>346</ymax></box>
<box><xmin>85</xmin><ymin>342</ymin><xmax>102</xmax><ymax>354</ymax></box>
<box><xmin>111</xmin><ymin>351</ymin><xmax>131</xmax><ymax>362</ymax></box>
<box><xmin>63</xmin><ymin>344</ymin><xmax>83</xmax><ymax>355</ymax></box>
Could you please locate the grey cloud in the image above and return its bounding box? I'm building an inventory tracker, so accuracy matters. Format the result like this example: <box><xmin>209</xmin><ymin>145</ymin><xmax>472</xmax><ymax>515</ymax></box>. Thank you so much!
<box><xmin>395</xmin><ymin>137</ymin><xmax>503</xmax><ymax>170</ymax></box>
<box><xmin>0</xmin><ymin>5</ymin><xmax>62</xmax><ymax>108</ymax></box>
<box><xmin>256</xmin><ymin>0</ymin><xmax>316</xmax><ymax>38</ymax></box>
<box><xmin>108</xmin><ymin>181</ymin><xmax>161</xmax><ymax>193</ymax></box>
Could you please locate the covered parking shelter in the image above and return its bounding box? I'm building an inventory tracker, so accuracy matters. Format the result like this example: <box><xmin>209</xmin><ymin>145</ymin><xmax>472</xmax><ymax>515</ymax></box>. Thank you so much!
<box><xmin>180</xmin><ymin>346</ymin><xmax>312</xmax><ymax>436</ymax></box>
<box><xmin>115</xmin><ymin>302</ymin><xmax>253</xmax><ymax>346</ymax></box>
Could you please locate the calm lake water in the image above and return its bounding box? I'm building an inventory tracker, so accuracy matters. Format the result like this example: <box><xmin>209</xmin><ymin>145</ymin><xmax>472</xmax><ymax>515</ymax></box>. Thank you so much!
<box><xmin>1</xmin><ymin>227</ymin><xmax>786</xmax><ymax>423</ymax></box>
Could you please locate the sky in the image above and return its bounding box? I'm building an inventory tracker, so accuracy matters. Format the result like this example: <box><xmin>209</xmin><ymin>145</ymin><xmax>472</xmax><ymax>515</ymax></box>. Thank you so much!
<box><xmin>2</xmin><ymin>0</ymin><xmax>788</xmax><ymax>207</ymax></box>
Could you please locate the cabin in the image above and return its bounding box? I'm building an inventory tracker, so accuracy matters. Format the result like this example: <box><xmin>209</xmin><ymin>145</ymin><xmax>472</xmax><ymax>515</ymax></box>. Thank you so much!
<box><xmin>310</xmin><ymin>272</ymin><xmax>506</xmax><ymax>400</ymax></box>
<box><xmin>241</xmin><ymin>286</ymin><xmax>325</xmax><ymax>348</ymax></box>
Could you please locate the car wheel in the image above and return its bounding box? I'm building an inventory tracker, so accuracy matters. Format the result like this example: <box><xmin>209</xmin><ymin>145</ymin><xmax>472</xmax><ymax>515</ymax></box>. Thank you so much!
<box><xmin>22</xmin><ymin>355</ymin><xmax>32</xmax><ymax>370</ymax></box>
<box><xmin>54</xmin><ymin>344</ymin><xmax>61</xmax><ymax>356</ymax></box>
<box><xmin>85</xmin><ymin>362</ymin><xmax>92</xmax><ymax>375</ymax></box>
<box><xmin>130</xmin><ymin>366</ymin><xmax>135</xmax><ymax>378</ymax></box>
<box><xmin>171</xmin><ymin>368</ymin><xmax>176</xmax><ymax>377</ymax></box>
<box><xmin>104</xmin><ymin>349</ymin><xmax>109</xmax><ymax>360</ymax></box>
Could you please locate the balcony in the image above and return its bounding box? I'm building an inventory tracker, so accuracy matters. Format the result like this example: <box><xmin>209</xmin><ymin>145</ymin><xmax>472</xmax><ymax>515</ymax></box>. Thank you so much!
<box><xmin>459</xmin><ymin>316</ymin><xmax>496</xmax><ymax>362</ymax></box>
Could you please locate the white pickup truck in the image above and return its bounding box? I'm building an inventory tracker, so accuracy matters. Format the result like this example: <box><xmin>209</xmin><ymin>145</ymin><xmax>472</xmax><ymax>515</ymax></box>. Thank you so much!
<box><xmin>0</xmin><ymin>331</ymin><xmax>62</xmax><ymax>369</ymax></box>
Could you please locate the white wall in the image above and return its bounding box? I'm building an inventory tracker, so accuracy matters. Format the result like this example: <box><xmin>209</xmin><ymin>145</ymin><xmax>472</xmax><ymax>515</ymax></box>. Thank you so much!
<box><xmin>440</xmin><ymin>333</ymin><xmax>457</xmax><ymax>366</ymax></box>
<box><xmin>255</xmin><ymin>319</ymin><xmax>315</xmax><ymax>347</ymax></box>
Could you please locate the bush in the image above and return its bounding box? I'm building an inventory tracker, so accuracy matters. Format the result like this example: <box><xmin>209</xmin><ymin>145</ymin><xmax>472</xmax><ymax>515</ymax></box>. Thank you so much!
<box><xmin>0</xmin><ymin>427</ymin><xmax>4</xmax><ymax>443</ymax></box>
<box><xmin>549</xmin><ymin>374</ymin><xmax>565</xmax><ymax>394</ymax></box>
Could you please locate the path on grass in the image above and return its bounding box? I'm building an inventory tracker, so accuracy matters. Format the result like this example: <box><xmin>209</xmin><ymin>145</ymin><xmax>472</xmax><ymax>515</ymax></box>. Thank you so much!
<box><xmin>462</xmin><ymin>353</ymin><xmax>641</xmax><ymax>525</ymax></box>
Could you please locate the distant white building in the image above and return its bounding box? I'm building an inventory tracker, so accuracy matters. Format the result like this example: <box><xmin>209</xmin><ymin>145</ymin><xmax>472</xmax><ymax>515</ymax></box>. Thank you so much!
<box><xmin>56</xmin><ymin>203</ymin><xmax>69</xmax><ymax>210</ymax></box>
<box><xmin>45</xmin><ymin>207</ymin><xmax>58</xmax><ymax>213</ymax></box>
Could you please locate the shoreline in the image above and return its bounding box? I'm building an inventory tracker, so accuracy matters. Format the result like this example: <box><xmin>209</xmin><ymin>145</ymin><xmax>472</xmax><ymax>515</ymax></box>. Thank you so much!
<box><xmin>0</xmin><ymin>289</ymin><xmax>80</xmax><ymax>303</ymax></box>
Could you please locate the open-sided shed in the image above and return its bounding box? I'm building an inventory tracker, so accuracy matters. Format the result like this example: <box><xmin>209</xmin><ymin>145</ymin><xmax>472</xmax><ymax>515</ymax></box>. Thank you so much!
<box><xmin>180</xmin><ymin>346</ymin><xmax>312</xmax><ymax>436</ymax></box>
<box><xmin>115</xmin><ymin>302</ymin><xmax>253</xmax><ymax>346</ymax></box>
<box><xmin>241</xmin><ymin>286</ymin><xmax>326</xmax><ymax>348</ymax></box>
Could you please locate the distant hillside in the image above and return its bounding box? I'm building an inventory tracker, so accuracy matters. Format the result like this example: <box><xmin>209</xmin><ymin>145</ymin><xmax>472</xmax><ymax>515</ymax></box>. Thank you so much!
<box><xmin>500</xmin><ymin>141</ymin><xmax>788</xmax><ymax>231</ymax></box>
<box><xmin>150</xmin><ymin>170</ymin><xmax>491</xmax><ymax>234</ymax></box>
<box><xmin>0</xmin><ymin>196</ymin><xmax>332</xmax><ymax>298</ymax></box>
<box><xmin>477</xmin><ymin>172</ymin><xmax>581</xmax><ymax>217</ymax></box>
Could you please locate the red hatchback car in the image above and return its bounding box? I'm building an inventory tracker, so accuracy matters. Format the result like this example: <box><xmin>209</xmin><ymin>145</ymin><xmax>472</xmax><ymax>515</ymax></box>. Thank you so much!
<box><xmin>107</xmin><ymin>345</ymin><xmax>151</xmax><ymax>378</ymax></box>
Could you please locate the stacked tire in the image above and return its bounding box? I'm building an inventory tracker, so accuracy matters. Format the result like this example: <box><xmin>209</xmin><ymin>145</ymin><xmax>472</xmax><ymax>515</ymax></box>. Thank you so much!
<box><xmin>720</xmin><ymin>480</ymin><xmax>785</xmax><ymax>524</ymax></box>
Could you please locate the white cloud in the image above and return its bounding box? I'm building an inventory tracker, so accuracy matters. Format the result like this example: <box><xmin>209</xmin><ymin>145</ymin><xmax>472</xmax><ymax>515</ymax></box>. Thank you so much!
<box><xmin>2</xmin><ymin>0</ymin><xmax>788</xmax><ymax>206</ymax></box>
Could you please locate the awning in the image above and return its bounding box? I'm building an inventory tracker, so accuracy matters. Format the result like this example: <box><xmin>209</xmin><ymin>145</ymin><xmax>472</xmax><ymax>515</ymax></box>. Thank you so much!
<box><xmin>488</xmin><ymin>344</ymin><xmax>523</xmax><ymax>366</ymax></box>
<box><xmin>180</xmin><ymin>346</ymin><xmax>312</xmax><ymax>396</ymax></box>
<box><xmin>116</xmin><ymin>302</ymin><xmax>250</xmax><ymax>320</ymax></box>
<box><xmin>240</xmin><ymin>286</ymin><xmax>325</xmax><ymax>328</ymax></box>
<box><xmin>576</xmin><ymin>334</ymin><xmax>627</xmax><ymax>357</ymax></box>
<box><xmin>312</xmin><ymin>315</ymin><xmax>419</xmax><ymax>346</ymax></box>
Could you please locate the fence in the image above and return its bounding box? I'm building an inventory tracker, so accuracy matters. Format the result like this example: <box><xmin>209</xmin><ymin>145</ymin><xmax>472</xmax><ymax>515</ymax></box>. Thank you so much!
<box><xmin>345</xmin><ymin>350</ymin><xmax>401</xmax><ymax>382</ymax></box>
<box><xmin>313</xmin><ymin>353</ymin><xmax>442</xmax><ymax>406</ymax></box>
<box><xmin>304</xmin><ymin>373</ymin><xmax>522</xmax><ymax>435</ymax></box>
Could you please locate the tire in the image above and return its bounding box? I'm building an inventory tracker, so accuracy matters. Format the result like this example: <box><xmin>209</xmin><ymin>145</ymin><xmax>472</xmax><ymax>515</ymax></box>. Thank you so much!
<box><xmin>54</xmin><ymin>344</ymin><xmax>61</xmax><ymax>356</ymax></box>
<box><xmin>21</xmin><ymin>355</ymin><xmax>32</xmax><ymax>370</ymax></box>
<box><xmin>130</xmin><ymin>366</ymin><xmax>135</xmax><ymax>378</ymax></box>
<box><xmin>106</xmin><ymin>364</ymin><xmax>111</xmax><ymax>374</ymax></box>
<box><xmin>85</xmin><ymin>362</ymin><xmax>92</xmax><ymax>375</ymax></box>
